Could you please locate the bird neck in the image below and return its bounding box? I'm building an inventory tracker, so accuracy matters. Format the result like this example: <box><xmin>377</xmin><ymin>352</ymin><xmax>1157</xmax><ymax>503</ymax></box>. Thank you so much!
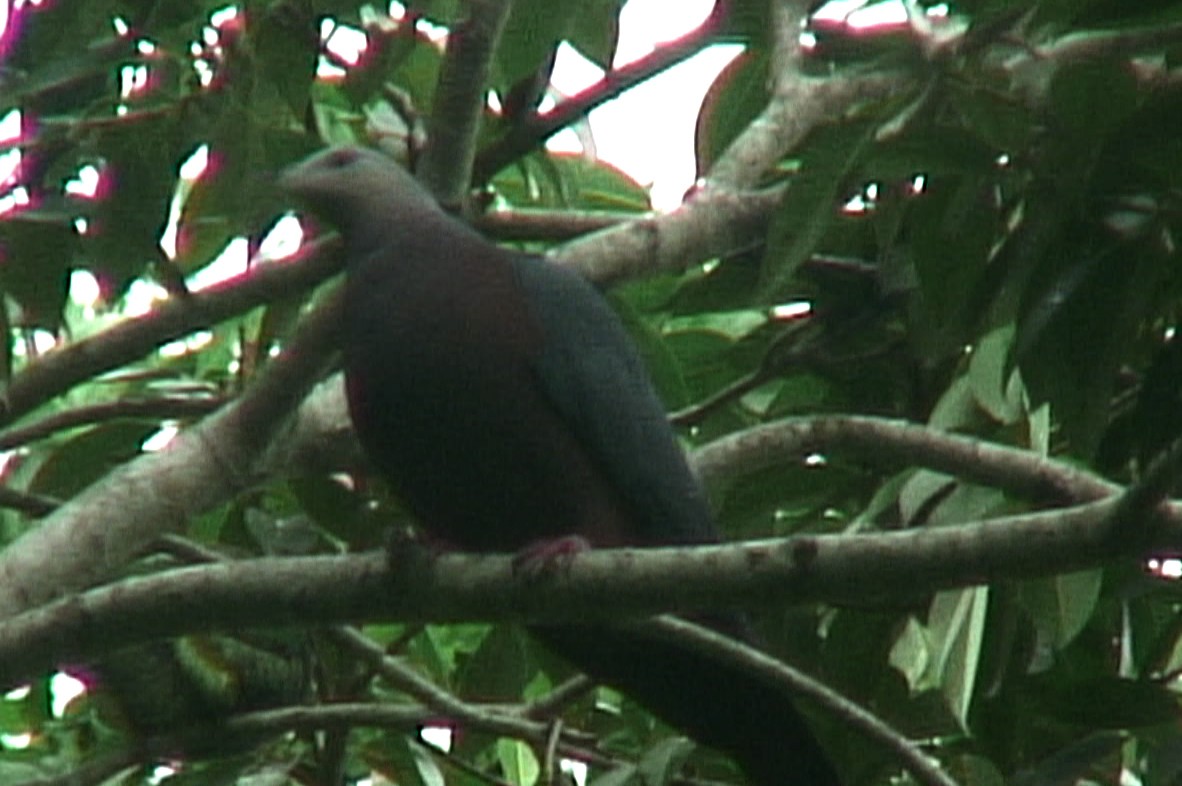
<box><xmin>343</xmin><ymin>205</ymin><xmax>500</xmax><ymax>284</ymax></box>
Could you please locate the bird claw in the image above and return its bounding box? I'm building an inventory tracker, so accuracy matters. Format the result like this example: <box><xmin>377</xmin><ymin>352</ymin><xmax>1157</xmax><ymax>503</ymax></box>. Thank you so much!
<box><xmin>383</xmin><ymin>526</ymin><xmax>440</xmax><ymax>576</ymax></box>
<box><xmin>511</xmin><ymin>535</ymin><xmax>591</xmax><ymax>579</ymax></box>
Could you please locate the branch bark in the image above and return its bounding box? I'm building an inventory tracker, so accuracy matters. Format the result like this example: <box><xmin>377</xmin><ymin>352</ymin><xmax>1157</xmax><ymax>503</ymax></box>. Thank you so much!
<box><xmin>2</xmin><ymin>491</ymin><xmax>1172</xmax><ymax>689</ymax></box>
<box><xmin>417</xmin><ymin>0</ymin><xmax>513</xmax><ymax>207</ymax></box>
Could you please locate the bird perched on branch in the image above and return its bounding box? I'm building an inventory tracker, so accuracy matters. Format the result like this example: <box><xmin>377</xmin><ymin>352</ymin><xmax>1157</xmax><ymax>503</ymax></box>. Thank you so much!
<box><xmin>280</xmin><ymin>145</ymin><xmax>841</xmax><ymax>785</ymax></box>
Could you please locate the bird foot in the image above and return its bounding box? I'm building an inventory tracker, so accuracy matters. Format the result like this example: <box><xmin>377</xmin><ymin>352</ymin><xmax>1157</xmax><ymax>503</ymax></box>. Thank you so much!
<box><xmin>511</xmin><ymin>535</ymin><xmax>592</xmax><ymax>579</ymax></box>
<box><xmin>383</xmin><ymin>526</ymin><xmax>440</xmax><ymax>577</ymax></box>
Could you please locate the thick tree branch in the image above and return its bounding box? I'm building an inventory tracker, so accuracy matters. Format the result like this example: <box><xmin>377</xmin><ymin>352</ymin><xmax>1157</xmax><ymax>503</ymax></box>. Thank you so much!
<box><xmin>417</xmin><ymin>0</ymin><xmax>513</xmax><ymax>206</ymax></box>
<box><xmin>551</xmin><ymin>185</ymin><xmax>782</xmax><ymax>285</ymax></box>
<box><xmin>1104</xmin><ymin>431</ymin><xmax>1182</xmax><ymax>543</ymax></box>
<box><xmin>3</xmin><ymin>493</ymin><xmax>1172</xmax><ymax>689</ymax></box>
<box><xmin>475</xmin><ymin>208</ymin><xmax>633</xmax><ymax>242</ymax></box>
<box><xmin>707</xmin><ymin>68</ymin><xmax>908</xmax><ymax>189</ymax></box>
<box><xmin>691</xmin><ymin>415</ymin><xmax>1117</xmax><ymax>503</ymax></box>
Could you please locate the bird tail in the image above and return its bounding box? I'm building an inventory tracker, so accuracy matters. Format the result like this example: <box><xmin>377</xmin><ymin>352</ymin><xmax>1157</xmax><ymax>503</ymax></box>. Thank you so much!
<box><xmin>533</xmin><ymin>622</ymin><xmax>842</xmax><ymax>785</ymax></box>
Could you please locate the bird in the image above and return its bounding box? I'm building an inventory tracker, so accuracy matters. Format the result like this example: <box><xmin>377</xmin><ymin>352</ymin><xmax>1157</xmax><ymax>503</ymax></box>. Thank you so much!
<box><xmin>279</xmin><ymin>145</ymin><xmax>841</xmax><ymax>785</ymax></box>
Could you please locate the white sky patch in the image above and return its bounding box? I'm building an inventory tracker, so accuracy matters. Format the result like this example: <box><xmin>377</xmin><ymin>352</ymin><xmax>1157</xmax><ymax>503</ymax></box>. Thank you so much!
<box><xmin>50</xmin><ymin>672</ymin><xmax>86</xmax><ymax>717</ymax></box>
<box><xmin>771</xmin><ymin>301</ymin><xmax>812</xmax><ymax>320</ymax></box>
<box><xmin>420</xmin><ymin>725</ymin><xmax>452</xmax><ymax>751</ymax></box>
<box><xmin>148</xmin><ymin>764</ymin><xmax>178</xmax><ymax>784</ymax></box>
<box><xmin>122</xmin><ymin>279</ymin><xmax>169</xmax><ymax>317</ymax></box>
<box><xmin>0</xmin><ymin>146</ymin><xmax>21</xmax><ymax>188</ymax></box>
<box><xmin>160</xmin><ymin>330</ymin><xmax>212</xmax><ymax>358</ymax></box>
<box><xmin>548</xmin><ymin>0</ymin><xmax>741</xmax><ymax>211</ymax></box>
<box><xmin>160</xmin><ymin>144</ymin><xmax>209</xmax><ymax>259</ymax></box>
<box><xmin>70</xmin><ymin>270</ymin><xmax>101</xmax><ymax>309</ymax></box>
<box><xmin>1148</xmin><ymin>558</ymin><xmax>1182</xmax><ymax>580</ymax></box>
<box><xmin>209</xmin><ymin>5</ymin><xmax>237</xmax><ymax>28</ymax></box>
<box><xmin>562</xmin><ymin>760</ymin><xmax>588</xmax><ymax>785</ymax></box>
<box><xmin>0</xmin><ymin>185</ymin><xmax>29</xmax><ymax>214</ymax></box>
<box><xmin>0</xmin><ymin>109</ymin><xmax>20</xmax><ymax>142</ymax></box>
<box><xmin>258</xmin><ymin>213</ymin><xmax>305</xmax><ymax>261</ymax></box>
<box><xmin>814</xmin><ymin>0</ymin><xmax>910</xmax><ymax>28</ymax></box>
<box><xmin>1</xmin><ymin>732</ymin><xmax>31</xmax><ymax>749</ymax></box>
<box><xmin>188</xmin><ymin>237</ymin><xmax>249</xmax><ymax>290</ymax></box>
<box><xmin>321</xmin><ymin>18</ymin><xmax>367</xmax><ymax>77</ymax></box>
<box><xmin>64</xmin><ymin>164</ymin><xmax>101</xmax><ymax>198</ymax></box>
<box><xmin>25</xmin><ymin>329</ymin><xmax>56</xmax><ymax>355</ymax></box>
<box><xmin>179</xmin><ymin>144</ymin><xmax>209</xmax><ymax>180</ymax></box>
<box><xmin>142</xmin><ymin>422</ymin><xmax>180</xmax><ymax>452</ymax></box>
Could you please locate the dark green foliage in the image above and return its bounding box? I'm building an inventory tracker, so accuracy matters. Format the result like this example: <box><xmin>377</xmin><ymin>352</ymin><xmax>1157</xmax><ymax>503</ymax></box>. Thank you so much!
<box><xmin>2</xmin><ymin>0</ymin><xmax>1182</xmax><ymax>785</ymax></box>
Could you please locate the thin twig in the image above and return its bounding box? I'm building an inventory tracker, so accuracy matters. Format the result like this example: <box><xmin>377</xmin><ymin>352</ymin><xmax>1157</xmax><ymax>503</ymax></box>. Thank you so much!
<box><xmin>472</xmin><ymin>3</ymin><xmax>725</xmax><ymax>183</ymax></box>
<box><xmin>523</xmin><ymin>675</ymin><xmax>595</xmax><ymax>720</ymax></box>
<box><xmin>645</xmin><ymin>616</ymin><xmax>960</xmax><ymax>786</ymax></box>
<box><xmin>0</xmin><ymin>395</ymin><xmax>226</xmax><ymax>451</ymax></box>
<box><xmin>0</xmin><ymin>485</ymin><xmax>60</xmax><ymax>517</ymax></box>
<box><xmin>0</xmin><ymin>237</ymin><xmax>342</xmax><ymax>428</ymax></box>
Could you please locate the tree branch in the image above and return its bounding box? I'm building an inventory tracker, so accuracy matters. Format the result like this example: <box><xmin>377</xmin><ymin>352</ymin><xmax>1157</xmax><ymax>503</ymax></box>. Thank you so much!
<box><xmin>0</xmin><ymin>237</ymin><xmax>342</xmax><ymax>428</ymax></box>
<box><xmin>551</xmin><ymin>185</ymin><xmax>782</xmax><ymax>285</ymax></box>
<box><xmin>472</xmin><ymin>2</ymin><xmax>724</xmax><ymax>183</ymax></box>
<box><xmin>2</xmin><ymin>494</ymin><xmax>1169</xmax><ymax>689</ymax></box>
<box><xmin>475</xmin><ymin>208</ymin><xmax>634</xmax><ymax>242</ymax></box>
<box><xmin>0</xmin><ymin>286</ymin><xmax>345</xmax><ymax>618</ymax></box>
<box><xmin>417</xmin><ymin>0</ymin><xmax>513</xmax><ymax>207</ymax></box>
<box><xmin>0</xmin><ymin>395</ymin><xmax>225</xmax><ymax>451</ymax></box>
<box><xmin>690</xmin><ymin>415</ymin><xmax>1117</xmax><ymax>504</ymax></box>
<box><xmin>646</xmin><ymin>616</ymin><xmax>958</xmax><ymax>786</ymax></box>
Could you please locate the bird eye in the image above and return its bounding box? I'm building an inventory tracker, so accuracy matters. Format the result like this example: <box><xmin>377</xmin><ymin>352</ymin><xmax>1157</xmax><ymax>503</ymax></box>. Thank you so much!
<box><xmin>326</xmin><ymin>148</ymin><xmax>359</xmax><ymax>168</ymax></box>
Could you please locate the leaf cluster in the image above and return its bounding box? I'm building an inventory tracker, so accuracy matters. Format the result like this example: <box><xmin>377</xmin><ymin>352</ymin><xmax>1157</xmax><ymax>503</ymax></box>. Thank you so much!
<box><xmin>2</xmin><ymin>0</ymin><xmax>1182</xmax><ymax>785</ymax></box>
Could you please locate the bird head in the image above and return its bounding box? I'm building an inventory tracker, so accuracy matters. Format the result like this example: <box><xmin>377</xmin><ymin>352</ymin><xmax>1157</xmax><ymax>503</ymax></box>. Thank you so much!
<box><xmin>278</xmin><ymin>146</ymin><xmax>442</xmax><ymax>249</ymax></box>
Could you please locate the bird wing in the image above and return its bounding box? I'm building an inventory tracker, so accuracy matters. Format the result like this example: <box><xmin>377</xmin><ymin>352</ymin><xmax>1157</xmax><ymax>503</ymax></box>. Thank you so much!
<box><xmin>510</xmin><ymin>255</ymin><xmax>718</xmax><ymax>546</ymax></box>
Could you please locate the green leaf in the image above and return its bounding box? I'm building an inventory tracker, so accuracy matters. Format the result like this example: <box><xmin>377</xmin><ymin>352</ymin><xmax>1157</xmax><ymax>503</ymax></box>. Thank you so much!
<box><xmin>566</xmin><ymin>0</ymin><xmax>624</xmax><ymax>68</ymax></box>
<box><xmin>969</xmin><ymin>324</ymin><xmax>1018</xmax><ymax>423</ymax></box>
<box><xmin>760</xmin><ymin>120</ymin><xmax>877</xmax><ymax>300</ymax></box>
<box><xmin>458</xmin><ymin>625</ymin><xmax>533</xmax><ymax>702</ymax></box>
<box><xmin>637</xmin><ymin>737</ymin><xmax>695</xmax><ymax>785</ymax></box>
<box><xmin>496</xmin><ymin>0</ymin><xmax>575</xmax><ymax>90</ymax></box>
<box><xmin>494</xmin><ymin>153</ymin><xmax>650</xmax><ymax>211</ymax></box>
<box><xmin>908</xmin><ymin>174</ymin><xmax>1000</xmax><ymax>355</ymax></box>
<box><xmin>589</xmin><ymin>763</ymin><xmax>639</xmax><ymax>786</ymax></box>
<box><xmin>1033</xmin><ymin>676</ymin><xmax>1178</xmax><ymax>728</ymax></box>
<box><xmin>496</xmin><ymin>738</ymin><xmax>539</xmax><ymax>786</ymax></box>
<box><xmin>695</xmin><ymin>49</ymin><xmax>769</xmax><ymax>175</ymax></box>
<box><xmin>1022</xmin><ymin>570</ymin><xmax>1103</xmax><ymax>651</ymax></box>
<box><xmin>929</xmin><ymin>586</ymin><xmax>989</xmax><ymax>727</ymax></box>
<box><xmin>0</xmin><ymin>212</ymin><xmax>77</xmax><ymax>329</ymax></box>
<box><xmin>29</xmin><ymin>421</ymin><xmax>159</xmax><ymax>500</ymax></box>
<box><xmin>84</xmin><ymin>114</ymin><xmax>189</xmax><ymax>292</ymax></box>
<box><xmin>1049</xmin><ymin>59</ymin><xmax>1140</xmax><ymax>146</ymax></box>
<box><xmin>251</xmin><ymin>1</ymin><xmax>319</xmax><ymax>119</ymax></box>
